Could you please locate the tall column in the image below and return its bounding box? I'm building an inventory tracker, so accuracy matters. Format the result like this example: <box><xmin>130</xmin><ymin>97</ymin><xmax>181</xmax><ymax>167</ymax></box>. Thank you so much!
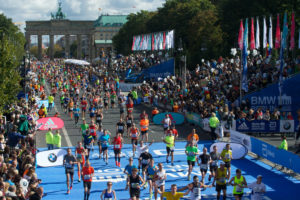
<box><xmin>38</xmin><ymin>34</ymin><xmax>42</xmax><ymax>61</ymax></box>
<box><xmin>65</xmin><ymin>34</ymin><xmax>70</xmax><ymax>58</ymax></box>
<box><xmin>77</xmin><ymin>34</ymin><xmax>82</xmax><ymax>59</ymax></box>
<box><xmin>88</xmin><ymin>34</ymin><xmax>93</xmax><ymax>61</ymax></box>
<box><xmin>25</xmin><ymin>33</ymin><xmax>31</xmax><ymax>51</ymax></box>
<box><xmin>49</xmin><ymin>34</ymin><xmax>54</xmax><ymax>60</ymax></box>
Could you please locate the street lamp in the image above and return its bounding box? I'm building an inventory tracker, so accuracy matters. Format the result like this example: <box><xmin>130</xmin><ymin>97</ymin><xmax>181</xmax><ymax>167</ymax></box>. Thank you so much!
<box><xmin>177</xmin><ymin>38</ymin><xmax>186</xmax><ymax>92</ymax></box>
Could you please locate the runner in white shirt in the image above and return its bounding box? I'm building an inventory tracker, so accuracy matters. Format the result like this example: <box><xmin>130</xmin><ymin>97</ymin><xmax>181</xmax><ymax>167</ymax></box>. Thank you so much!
<box><xmin>162</xmin><ymin>114</ymin><xmax>171</xmax><ymax>133</ymax></box>
<box><xmin>154</xmin><ymin>163</ymin><xmax>167</xmax><ymax>200</ymax></box>
<box><xmin>178</xmin><ymin>176</ymin><xmax>212</xmax><ymax>200</ymax></box>
<box><xmin>136</xmin><ymin>140</ymin><xmax>154</xmax><ymax>158</ymax></box>
<box><xmin>247</xmin><ymin>175</ymin><xmax>266</xmax><ymax>200</ymax></box>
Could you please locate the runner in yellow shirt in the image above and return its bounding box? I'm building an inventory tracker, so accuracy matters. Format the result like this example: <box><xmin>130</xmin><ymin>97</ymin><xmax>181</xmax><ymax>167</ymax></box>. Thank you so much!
<box><xmin>156</xmin><ymin>184</ymin><xmax>189</xmax><ymax>200</ymax></box>
<box><xmin>220</xmin><ymin>143</ymin><xmax>232</xmax><ymax>180</ymax></box>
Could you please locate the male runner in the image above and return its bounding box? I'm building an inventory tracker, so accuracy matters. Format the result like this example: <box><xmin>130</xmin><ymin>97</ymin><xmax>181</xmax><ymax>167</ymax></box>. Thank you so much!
<box><xmin>130</xmin><ymin>123</ymin><xmax>140</xmax><ymax>157</ymax></box>
<box><xmin>82</xmin><ymin>160</ymin><xmax>94</xmax><ymax>200</ymax></box>
<box><xmin>186</xmin><ymin>142</ymin><xmax>199</xmax><ymax>180</ymax></box>
<box><xmin>127</xmin><ymin>167</ymin><xmax>145</xmax><ymax>200</ymax></box>
<box><xmin>209</xmin><ymin>145</ymin><xmax>220</xmax><ymax>181</ymax></box>
<box><xmin>212</xmin><ymin>161</ymin><xmax>229</xmax><ymax>200</ymax></box>
<box><xmin>140</xmin><ymin>115</ymin><xmax>149</xmax><ymax>142</ymax></box>
<box><xmin>163</xmin><ymin>130</ymin><xmax>175</xmax><ymax>165</ymax></box>
<box><xmin>221</xmin><ymin>143</ymin><xmax>232</xmax><ymax>180</ymax></box>
<box><xmin>63</xmin><ymin>148</ymin><xmax>77</xmax><ymax>194</ymax></box>
<box><xmin>198</xmin><ymin>147</ymin><xmax>211</xmax><ymax>183</ymax></box>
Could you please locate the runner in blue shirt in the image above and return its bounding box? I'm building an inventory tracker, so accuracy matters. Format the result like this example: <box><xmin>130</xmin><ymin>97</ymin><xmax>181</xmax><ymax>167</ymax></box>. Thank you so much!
<box><xmin>73</xmin><ymin>105</ymin><xmax>80</xmax><ymax>126</ymax></box>
<box><xmin>99</xmin><ymin>130</ymin><xmax>110</xmax><ymax>165</ymax></box>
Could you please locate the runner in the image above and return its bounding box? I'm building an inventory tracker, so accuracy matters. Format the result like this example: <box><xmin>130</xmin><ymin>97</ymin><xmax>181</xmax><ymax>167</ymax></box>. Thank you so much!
<box><xmin>153</xmin><ymin>163</ymin><xmax>167</xmax><ymax>200</ymax></box>
<box><xmin>126</xmin><ymin>113</ymin><xmax>134</xmax><ymax>137</ymax></box>
<box><xmin>185</xmin><ymin>142</ymin><xmax>199</xmax><ymax>180</ymax></box>
<box><xmin>95</xmin><ymin>109</ymin><xmax>103</xmax><ymax>128</ymax></box>
<box><xmin>100</xmin><ymin>181</ymin><xmax>117</xmax><ymax>200</ymax></box>
<box><xmin>220</xmin><ymin>143</ymin><xmax>232</xmax><ymax>180</ymax></box>
<box><xmin>151</xmin><ymin>107</ymin><xmax>159</xmax><ymax>121</ymax></box>
<box><xmin>229</xmin><ymin>169</ymin><xmax>247</xmax><ymax>200</ymax></box>
<box><xmin>81</xmin><ymin>97</ymin><xmax>88</xmax><ymax>118</ymax></box>
<box><xmin>130</xmin><ymin>123</ymin><xmax>140</xmax><ymax>157</ymax></box>
<box><xmin>75</xmin><ymin>141</ymin><xmax>85</xmax><ymax>182</ymax></box>
<box><xmin>119</xmin><ymin>94</ymin><xmax>126</xmax><ymax>120</ymax></box>
<box><xmin>146</xmin><ymin>159</ymin><xmax>157</xmax><ymax>199</ymax></box>
<box><xmin>116</xmin><ymin>118</ymin><xmax>126</xmax><ymax>136</ymax></box>
<box><xmin>124</xmin><ymin>157</ymin><xmax>136</xmax><ymax>190</ymax></box>
<box><xmin>212</xmin><ymin>161</ymin><xmax>229</xmax><ymax>200</ymax></box>
<box><xmin>178</xmin><ymin>175</ymin><xmax>212</xmax><ymax>200</ymax></box>
<box><xmin>80</xmin><ymin>119</ymin><xmax>89</xmax><ymax>139</ymax></box>
<box><xmin>83</xmin><ymin>132</ymin><xmax>94</xmax><ymax>159</ymax></box>
<box><xmin>162</xmin><ymin>114</ymin><xmax>172</xmax><ymax>133</ymax></box>
<box><xmin>88</xmin><ymin>121</ymin><xmax>98</xmax><ymax>151</ymax></box>
<box><xmin>156</xmin><ymin>184</ymin><xmax>189</xmax><ymax>200</ymax></box>
<box><xmin>209</xmin><ymin>145</ymin><xmax>220</xmax><ymax>182</ymax></box>
<box><xmin>163</xmin><ymin>130</ymin><xmax>175</xmax><ymax>165</ymax></box>
<box><xmin>170</xmin><ymin>124</ymin><xmax>179</xmax><ymax>139</ymax></box>
<box><xmin>198</xmin><ymin>147</ymin><xmax>211</xmax><ymax>183</ymax></box>
<box><xmin>140</xmin><ymin>115</ymin><xmax>149</xmax><ymax>142</ymax></box>
<box><xmin>96</xmin><ymin>126</ymin><xmax>104</xmax><ymax>159</ymax></box>
<box><xmin>113</xmin><ymin>132</ymin><xmax>123</xmax><ymax>167</ymax></box>
<box><xmin>247</xmin><ymin>175</ymin><xmax>266</xmax><ymax>200</ymax></box>
<box><xmin>63</xmin><ymin>148</ymin><xmax>77</xmax><ymax>194</ymax></box>
<box><xmin>73</xmin><ymin>105</ymin><xmax>80</xmax><ymax>126</ymax></box>
<box><xmin>127</xmin><ymin>167</ymin><xmax>145</xmax><ymax>200</ymax></box>
<box><xmin>68</xmin><ymin>99</ymin><xmax>74</xmax><ymax>119</ymax></box>
<box><xmin>81</xmin><ymin>160</ymin><xmax>94</xmax><ymax>200</ymax></box>
<box><xmin>99</xmin><ymin>129</ymin><xmax>110</xmax><ymax>165</ymax></box>
<box><xmin>138</xmin><ymin>151</ymin><xmax>153</xmax><ymax>185</ymax></box>
<box><xmin>187</xmin><ymin>129</ymin><xmax>199</xmax><ymax>147</ymax></box>
<box><xmin>126</xmin><ymin>97</ymin><xmax>134</xmax><ymax>114</ymax></box>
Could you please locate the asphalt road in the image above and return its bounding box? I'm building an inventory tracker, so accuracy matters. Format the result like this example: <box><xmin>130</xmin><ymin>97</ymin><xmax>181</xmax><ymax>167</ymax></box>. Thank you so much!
<box><xmin>35</xmin><ymin>83</ymin><xmax>211</xmax><ymax>148</ymax></box>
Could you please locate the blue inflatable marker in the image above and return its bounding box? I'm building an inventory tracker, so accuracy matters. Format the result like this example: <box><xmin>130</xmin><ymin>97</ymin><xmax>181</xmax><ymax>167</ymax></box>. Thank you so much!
<box><xmin>153</xmin><ymin>112</ymin><xmax>185</xmax><ymax>125</ymax></box>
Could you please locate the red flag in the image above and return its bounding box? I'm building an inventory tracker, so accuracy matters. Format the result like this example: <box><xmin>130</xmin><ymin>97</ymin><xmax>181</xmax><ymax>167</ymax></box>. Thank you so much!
<box><xmin>132</xmin><ymin>36</ymin><xmax>136</xmax><ymax>51</ymax></box>
<box><xmin>275</xmin><ymin>14</ymin><xmax>281</xmax><ymax>49</ymax></box>
<box><xmin>163</xmin><ymin>32</ymin><xmax>166</xmax><ymax>50</ymax></box>
<box><xmin>250</xmin><ymin>18</ymin><xmax>255</xmax><ymax>50</ymax></box>
<box><xmin>290</xmin><ymin>12</ymin><xmax>295</xmax><ymax>50</ymax></box>
<box><xmin>238</xmin><ymin>19</ymin><xmax>244</xmax><ymax>50</ymax></box>
<box><xmin>151</xmin><ymin>34</ymin><xmax>155</xmax><ymax>51</ymax></box>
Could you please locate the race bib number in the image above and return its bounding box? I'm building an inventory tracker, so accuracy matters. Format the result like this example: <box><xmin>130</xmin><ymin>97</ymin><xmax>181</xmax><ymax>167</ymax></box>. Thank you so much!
<box><xmin>104</xmin><ymin>198</ymin><xmax>112</xmax><ymax>200</ymax></box>
<box><xmin>84</xmin><ymin>175</ymin><xmax>91</xmax><ymax>180</ymax></box>
<box><xmin>219</xmin><ymin>177</ymin><xmax>226</xmax><ymax>184</ymax></box>
<box><xmin>65</xmin><ymin>163</ymin><xmax>73</xmax><ymax>168</ymax></box>
<box><xmin>131</xmin><ymin>183</ymin><xmax>139</xmax><ymax>188</ymax></box>
<box><xmin>127</xmin><ymin>120</ymin><xmax>131</xmax><ymax>124</ymax></box>
<box><xmin>115</xmin><ymin>144</ymin><xmax>121</xmax><ymax>149</ymax></box>
<box><xmin>188</xmin><ymin>152</ymin><xmax>195</xmax><ymax>156</ymax></box>
<box><xmin>236</xmin><ymin>185</ymin><xmax>243</xmax><ymax>193</ymax></box>
<box><xmin>193</xmin><ymin>187</ymin><xmax>201</xmax><ymax>196</ymax></box>
<box><xmin>90</xmin><ymin>129</ymin><xmax>95</xmax><ymax>133</ymax></box>
<box><xmin>97</xmin><ymin>117</ymin><xmax>101</xmax><ymax>120</ymax></box>
<box><xmin>142</xmin><ymin>159</ymin><xmax>148</xmax><ymax>164</ymax></box>
<box><xmin>118</xmin><ymin>126</ymin><xmax>123</xmax><ymax>130</ymax></box>
<box><xmin>200</xmin><ymin>164</ymin><xmax>208</xmax><ymax>170</ymax></box>
<box><xmin>211</xmin><ymin>160</ymin><xmax>217</xmax><ymax>166</ymax></box>
<box><xmin>225</xmin><ymin>153</ymin><xmax>230</xmax><ymax>159</ymax></box>
<box><xmin>132</xmin><ymin>134</ymin><xmax>137</xmax><ymax>138</ymax></box>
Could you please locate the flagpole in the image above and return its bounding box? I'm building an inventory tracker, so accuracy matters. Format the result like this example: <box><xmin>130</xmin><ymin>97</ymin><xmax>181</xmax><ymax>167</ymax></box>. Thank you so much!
<box><xmin>240</xmin><ymin>50</ymin><xmax>242</xmax><ymax>107</ymax></box>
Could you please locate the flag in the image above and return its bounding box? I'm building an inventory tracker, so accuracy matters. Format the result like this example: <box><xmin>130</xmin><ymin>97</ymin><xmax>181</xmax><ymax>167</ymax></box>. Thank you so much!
<box><xmin>256</xmin><ymin>17</ymin><xmax>260</xmax><ymax>49</ymax></box>
<box><xmin>275</xmin><ymin>14</ymin><xmax>281</xmax><ymax>49</ymax></box>
<box><xmin>152</xmin><ymin>34</ymin><xmax>155</xmax><ymax>51</ymax></box>
<box><xmin>250</xmin><ymin>17</ymin><xmax>255</xmax><ymax>50</ymax></box>
<box><xmin>290</xmin><ymin>12</ymin><xmax>295</xmax><ymax>50</ymax></box>
<box><xmin>268</xmin><ymin>16</ymin><xmax>273</xmax><ymax>49</ymax></box>
<box><xmin>238</xmin><ymin>19</ymin><xmax>244</xmax><ymax>50</ymax></box>
<box><xmin>163</xmin><ymin>32</ymin><xmax>166</xmax><ymax>50</ymax></box>
<box><xmin>263</xmin><ymin>17</ymin><xmax>267</xmax><ymax>48</ymax></box>
<box><xmin>242</xmin><ymin>18</ymin><xmax>248</xmax><ymax>92</ymax></box>
<box><xmin>132</xmin><ymin>36</ymin><xmax>136</xmax><ymax>51</ymax></box>
<box><xmin>279</xmin><ymin>12</ymin><xmax>289</xmax><ymax>97</ymax></box>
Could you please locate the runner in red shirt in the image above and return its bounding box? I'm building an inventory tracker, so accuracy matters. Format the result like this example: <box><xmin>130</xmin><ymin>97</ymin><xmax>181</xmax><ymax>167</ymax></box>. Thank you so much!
<box><xmin>89</xmin><ymin>121</ymin><xmax>98</xmax><ymax>151</ymax></box>
<box><xmin>75</xmin><ymin>142</ymin><xmax>85</xmax><ymax>182</ymax></box>
<box><xmin>81</xmin><ymin>97</ymin><xmax>88</xmax><ymax>118</ymax></box>
<box><xmin>113</xmin><ymin>132</ymin><xmax>123</xmax><ymax>167</ymax></box>
<box><xmin>81</xmin><ymin>160</ymin><xmax>94</xmax><ymax>200</ymax></box>
<box><xmin>130</xmin><ymin>123</ymin><xmax>140</xmax><ymax>157</ymax></box>
<box><xmin>126</xmin><ymin>98</ymin><xmax>134</xmax><ymax>114</ymax></box>
<box><xmin>170</xmin><ymin>124</ymin><xmax>179</xmax><ymax>139</ymax></box>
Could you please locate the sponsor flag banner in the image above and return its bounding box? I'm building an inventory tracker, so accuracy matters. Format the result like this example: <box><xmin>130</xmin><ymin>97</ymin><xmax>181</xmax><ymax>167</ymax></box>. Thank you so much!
<box><xmin>268</xmin><ymin>16</ymin><xmax>273</xmax><ymax>49</ymax></box>
<box><xmin>37</xmin><ymin>117</ymin><xmax>64</xmax><ymax>130</ymax></box>
<box><xmin>255</xmin><ymin>17</ymin><xmax>260</xmax><ymax>49</ymax></box>
<box><xmin>242</xmin><ymin>18</ymin><xmax>248</xmax><ymax>92</ymax></box>
<box><xmin>36</xmin><ymin>149</ymin><xmax>67</xmax><ymax>167</ymax></box>
<box><xmin>238</xmin><ymin>19</ymin><xmax>244</xmax><ymax>50</ymax></box>
<box><xmin>230</xmin><ymin>130</ymin><xmax>252</xmax><ymax>151</ymax></box>
<box><xmin>132</xmin><ymin>36</ymin><xmax>136</xmax><ymax>51</ymax></box>
<box><xmin>275</xmin><ymin>14</ymin><xmax>281</xmax><ymax>49</ymax></box>
<box><xmin>210</xmin><ymin>142</ymin><xmax>248</xmax><ymax>159</ymax></box>
<box><xmin>250</xmin><ymin>18</ymin><xmax>255</xmax><ymax>50</ymax></box>
<box><xmin>263</xmin><ymin>17</ymin><xmax>267</xmax><ymax>48</ymax></box>
<box><xmin>290</xmin><ymin>12</ymin><xmax>295</xmax><ymax>50</ymax></box>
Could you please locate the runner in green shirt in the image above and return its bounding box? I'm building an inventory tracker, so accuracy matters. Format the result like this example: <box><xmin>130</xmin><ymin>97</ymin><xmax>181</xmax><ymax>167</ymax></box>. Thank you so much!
<box><xmin>185</xmin><ymin>143</ymin><xmax>199</xmax><ymax>180</ymax></box>
<box><xmin>80</xmin><ymin>119</ymin><xmax>89</xmax><ymax>138</ymax></box>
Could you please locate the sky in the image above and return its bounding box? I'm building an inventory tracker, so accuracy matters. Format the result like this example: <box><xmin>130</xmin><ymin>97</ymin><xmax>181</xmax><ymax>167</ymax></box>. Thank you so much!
<box><xmin>0</xmin><ymin>0</ymin><xmax>165</xmax><ymax>33</ymax></box>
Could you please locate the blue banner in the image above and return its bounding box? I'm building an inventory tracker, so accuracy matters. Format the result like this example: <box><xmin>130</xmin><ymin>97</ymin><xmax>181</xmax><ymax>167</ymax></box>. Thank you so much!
<box><xmin>153</xmin><ymin>112</ymin><xmax>185</xmax><ymax>125</ymax></box>
<box><xmin>186</xmin><ymin>112</ymin><xmax>203</xmax><ymax>128</ymax></box>
<box><xmin>251</xmin><ymin>137</ymin><xmax>300</xmax><ymax>174</ymax></box>
<box><xmin>236</xmin><ymin>120</ymin><xmax>279</xmax><ymax>132</ymax></box>
<box><xmin>142</xmin><ymin>58</ymin><xmax>174</xmax><ymax>79</ymax></box>
<box><xmin>242</xmin><ymin>73</ymin><xmax>300</xmax><ymax>119</ymax></box>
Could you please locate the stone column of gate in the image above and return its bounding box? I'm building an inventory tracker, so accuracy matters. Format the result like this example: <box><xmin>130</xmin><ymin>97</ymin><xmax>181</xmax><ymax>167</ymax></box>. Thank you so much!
<box><xmin>38</xmin><ymin>34</ymin><xmax>42</xmax><ymax>60</ymax></box>
<box><xmin>88</xmin><ymin>34</ymin><xmax>94</xmax><ymax>61</ymax></box>
<box><xmin>77</xmin><ymin>34</ymin><xmax>82</xmax><ymax>59</ymax></box>
<box><xmin>49</xmin><ymin>34</ymin><xmax>54</xmax><ymax>60</ymax></box>
<box><xmin>25</xmin><ymin>33</ymin><xmax>31</xmax><ymax>51</ymax></box>
<box><xmin>65</xmin><ymin>34</ymin><xmax>70</xmax><ymax>58</ymax></box>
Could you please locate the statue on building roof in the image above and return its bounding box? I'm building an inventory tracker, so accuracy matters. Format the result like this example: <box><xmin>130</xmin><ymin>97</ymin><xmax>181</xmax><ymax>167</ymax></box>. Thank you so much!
<box><xmin>51</xmin><ymin>0</ymin><xmax>66</xmax><ymax>20</ymax></box>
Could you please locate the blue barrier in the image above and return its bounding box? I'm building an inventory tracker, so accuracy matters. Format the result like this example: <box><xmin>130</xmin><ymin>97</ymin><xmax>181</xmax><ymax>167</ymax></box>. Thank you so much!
<box><xmin>236</xmin><ymin>120</ymin><xmax>295</xmax><ymax>133</ymax></box>
<box><xmin>250</xmin><ymin>137</ymin><xmax>300</xmax><ymax>173</ymax></box>
<box><xmin>186</xmin><ymin>112</ymin><xmax>203</xmax><ymax>128</ymax></box>
<box><xmin>153</xmin><ymin>112</ymin><xmax>185</xmax><ymax>125</ymax></box>
<box><xmin>37</xmin><ymin>100</ymin><xmax>55</xmax><ymax>108</ymax></box>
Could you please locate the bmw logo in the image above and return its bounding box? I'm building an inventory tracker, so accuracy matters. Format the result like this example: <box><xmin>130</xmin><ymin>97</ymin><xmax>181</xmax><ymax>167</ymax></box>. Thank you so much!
<box><xmin>48</xmin><ymin>153</ymin><xmax>57</xmax><ymax>163</ymax></box>
<box><xmin>283</xmin><ymin>122</ymin><xmax>291</xmax><ymax>130</ymax></box>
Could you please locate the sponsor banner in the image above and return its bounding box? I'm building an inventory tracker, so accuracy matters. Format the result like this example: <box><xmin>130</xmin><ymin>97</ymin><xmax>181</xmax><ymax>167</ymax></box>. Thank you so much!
<box><xmin>210</xmin><ymin>142</ymin><xmax>248</xmax><ymax>160</ymax></box>
<box><xmin>230</xmin><ymin>130</ymin><xmax>252</xmax><ymax>151</ymax></box>
<box><xmin>119</xmin><ymin>83</ymin><xmax>141</xmax><ymax>92</ymax></box>
<box><xmin>37</xmin><ymin>100</ymin><xmax>55</xmax><ymax>108</ymax></box>
<box><xmin>37</xmin><ymin>117</ymin><xmax>64</xmax><ymax>130</ymax></box>
<box><xmin>153</xmin><ymin>112</ymin><xmax>185</xmax><ymax>125</ymax></box>
<box><xmin>236</xmin><ymin>120</ymin><xmax>295</xmax><ymax>133</ymax></box>
<box><xmin>186</xmin><ymin>112</ymin><xmax>203</xmax><ymax>127</ymax></box>
<box><xmin>142</xmin><ymin>58</ymin><xmax>174</xmax><ymax>79</ymax></box>
<box><xmin>36</xmin><ymin>149</ymin><xmax>67</xmax><ymax>167</ymax></box>
<box><xmin>241</xmin><ymin>73</ymin><xmax>300</xmax><ymax>118</ymax></box>
<box><xmin>251</xmin><ymin>137</ymin><xmax>300</xmax><ymax>174</ymax></box>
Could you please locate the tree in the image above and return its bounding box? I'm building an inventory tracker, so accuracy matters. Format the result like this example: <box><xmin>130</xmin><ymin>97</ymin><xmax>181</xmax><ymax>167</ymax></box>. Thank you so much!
<box><xmin>0</xmin><ymin>14</ymin><xmax>25</xmax><ymax>112</ymax></box>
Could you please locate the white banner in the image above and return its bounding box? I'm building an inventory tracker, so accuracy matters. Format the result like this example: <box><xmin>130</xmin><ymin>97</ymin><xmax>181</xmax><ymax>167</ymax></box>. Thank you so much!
<box><xmin>230</xmin><ymin>130</ymin><xmax>252</xmax><ymax>151</ymax></box>
<box><xmin>36</xmin><ymin>149</ymin><xmax>67</xmax><ymax>167</ymax></box>
<box><xmin>280</xmin><ymin>120</ymin><xmax>294</xmax><ymax>132</ymax></box>
<box><xmin>119</xmin><ymin>83</ymin><xmax>141</xmax><ymax>92</ymax></box>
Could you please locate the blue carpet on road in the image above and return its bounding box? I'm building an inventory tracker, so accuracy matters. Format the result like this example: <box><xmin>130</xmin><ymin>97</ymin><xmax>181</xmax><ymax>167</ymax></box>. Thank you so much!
<box><xmin>37</xmin><ymin>141</ymin><xmax>299</xmax><ymax>200</ymax></box>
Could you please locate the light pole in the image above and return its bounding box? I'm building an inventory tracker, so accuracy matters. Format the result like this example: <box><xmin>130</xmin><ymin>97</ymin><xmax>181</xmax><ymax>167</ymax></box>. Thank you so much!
<box><xmin>177</xmin><ymin>38</ymin><xmax>186</xmax><ymax>93</ymax></box>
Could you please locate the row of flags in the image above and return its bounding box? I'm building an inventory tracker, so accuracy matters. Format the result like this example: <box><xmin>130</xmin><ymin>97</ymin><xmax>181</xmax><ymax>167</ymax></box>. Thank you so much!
<box><xmin>240</xmin><ymin>13</ymin><xmax>290</xmax><ymax>96</ymax></box>
<box><xmin>132</xmin><ymin>30</ymin><xmax>174</xmax><ymax>51</ymax></box>
<box><xmin>238</xmin><ymin>13</ymin><xmax>297</xmax><ymax>51</ymax></box>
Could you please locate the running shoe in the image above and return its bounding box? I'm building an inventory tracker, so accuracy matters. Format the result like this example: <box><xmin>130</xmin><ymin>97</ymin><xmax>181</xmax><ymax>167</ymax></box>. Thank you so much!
<box><xmin>67</xmin><ymin>189</ymin><xmax>70</xmax><ymax>194</ymax></box>
<box><xmin>70</xmin><ymin>185</ymin><xmax>73</xmax><ymax>190</ymax></box>
<box><xmin>150</xmin><ymin>191</ymin><xmax>153</xmax><ymax>199</ymax></box>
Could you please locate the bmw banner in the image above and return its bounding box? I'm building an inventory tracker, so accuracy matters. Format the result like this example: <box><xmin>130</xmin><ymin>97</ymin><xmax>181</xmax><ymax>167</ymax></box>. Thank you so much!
<box><xmin>36</xmin><ymin>149</ymin><xmax>67</xmax><ymax>167</ymax></box>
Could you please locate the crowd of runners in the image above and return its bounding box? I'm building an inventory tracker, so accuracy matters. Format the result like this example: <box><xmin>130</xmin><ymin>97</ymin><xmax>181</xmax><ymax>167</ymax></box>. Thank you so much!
<box><xmin>22</xmin><ymin>59</ymin><xmax>268</xmax><ymax>200</ymax></box>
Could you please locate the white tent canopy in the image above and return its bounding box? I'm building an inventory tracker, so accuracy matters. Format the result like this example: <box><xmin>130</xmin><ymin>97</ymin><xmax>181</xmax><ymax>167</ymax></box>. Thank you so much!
<box><xmin>64</xmin><ymin>59</ymin><xmax>90</xmax><ymax>66</ymax></box>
